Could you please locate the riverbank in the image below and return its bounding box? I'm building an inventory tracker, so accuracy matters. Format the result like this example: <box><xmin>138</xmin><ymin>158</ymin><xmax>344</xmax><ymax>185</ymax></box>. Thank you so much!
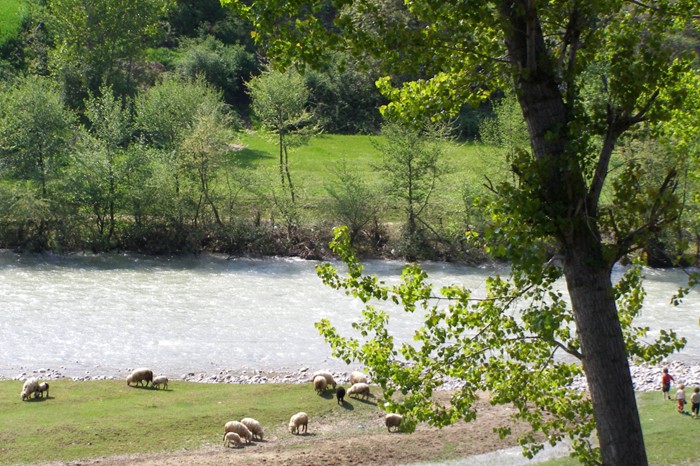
<box><xmin>8</xmin><ymin>360</ymin><xmax>699</xmax><ymax>393</ymax></box>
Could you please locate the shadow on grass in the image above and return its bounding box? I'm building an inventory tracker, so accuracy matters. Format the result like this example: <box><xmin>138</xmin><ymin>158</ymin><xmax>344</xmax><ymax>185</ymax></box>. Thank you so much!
<box><xmin>233</xmin><ymin>148</ymin><xmax>274</xmax><ymax>168</ymax></box>
<box><xmin>347</xmin><ymin>395</ymin><xmax>377</xmax><ymax>406</ymax></box>
<box><xmin>337</xmin><ymin>400</ymin><xmax>354</xmax><ymax>410</ymax></box>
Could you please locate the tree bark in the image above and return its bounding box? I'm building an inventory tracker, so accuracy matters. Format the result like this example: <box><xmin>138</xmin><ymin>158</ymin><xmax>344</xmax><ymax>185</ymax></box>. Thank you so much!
<box><xmin>564</xmin><ymin>231</ymin><xmax>647</xmax><ymax>466</ymax></box>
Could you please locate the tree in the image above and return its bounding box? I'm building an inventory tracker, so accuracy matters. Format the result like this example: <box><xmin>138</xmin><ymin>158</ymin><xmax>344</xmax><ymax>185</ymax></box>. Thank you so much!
<box><xmin>325</xmin><ymin>158</ymin><xmax>381</xmax><ymax>244</ymax></box>
<box><xmin>174</xmin><ymin>36</ymin><xmax>256</xmax><ymax>106</ymax></box>
<box><xmin>46</xmin><ymin>0</ymin><xmax>172</xmax><ymax>103</ymax></box>
<box><xmin>0</xmin><ymin>75</ymin><xmax>76</xmax><ymax>200</ymax></box>
<box><xmin>374</xmin><ymin>121</ymin><xmax>448</xmax><ymax>259</ymax></box>
<box><xmin>246</xmin><ymin>67</ymin><xmax>319</xmax><ymax>204</ymax></box>
<box><xmin>135</xmin><ymin>75</ymin><xmax>235</xmax><ymax>227</ymax></box>
<box><xmin>221</xmin><ymin>1</ymin><xmax>700</xmax><ymax>464</ymax></box>
<box><xmin>75</xmin><ymin>86</ymin><xmax>133</xmax><ymax>245</ymax></box>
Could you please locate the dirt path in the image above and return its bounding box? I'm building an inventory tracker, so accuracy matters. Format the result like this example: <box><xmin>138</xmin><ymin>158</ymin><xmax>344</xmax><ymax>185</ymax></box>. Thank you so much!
<box><xmin>56</xmin><ymin>395</ymin><xmax>530</xmax><ymax>466</ymax></box>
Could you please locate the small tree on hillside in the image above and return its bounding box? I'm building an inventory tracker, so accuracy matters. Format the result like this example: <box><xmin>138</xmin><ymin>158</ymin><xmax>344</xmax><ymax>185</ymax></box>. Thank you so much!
<box><xmin>374</xmin><ymin>121</ymin><xmax>448</xmax><ymax>259</ymax></box>
<box><xmin>246</xmin><ymin>67</ymin><xmax>320</xmax><ymax>204</ymax></box>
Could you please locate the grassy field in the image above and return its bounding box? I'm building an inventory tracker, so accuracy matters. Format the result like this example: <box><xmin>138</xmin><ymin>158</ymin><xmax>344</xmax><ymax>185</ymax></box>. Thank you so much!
<box><xmin>0</xmin><ymin>379</ymin><xmax>381</xmax><ymax>465</ymax></box>
<box><xmin>540</xmin><ymin>391</ymin><xmax>699</xmax><ymax>465</ymax></box>
<box><xmin>236</xmin><ymin>132</ymin><xmax>508</xmax><ymax>223</ymax></box>
<box><xmin>1</xmin><ymin>380</ymin><xmax>697</xmax><ymax>466</ymax></box>
<box><xmin>0</xmin><ymin>0</ymin><xmax>24</xmax><ymax>46</ymax></box>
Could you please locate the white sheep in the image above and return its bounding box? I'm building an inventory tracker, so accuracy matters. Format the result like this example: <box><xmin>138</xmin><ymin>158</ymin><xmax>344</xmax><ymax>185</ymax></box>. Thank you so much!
<box><xmin>36</xmin><ymin>382</ymin><xmax>49</xmax><ymax>399</ymax></box>
<box><xmin>385</xmin><ymin>413</ymin><xmax>403</xmax><ymax>432</ymax></box>
<box><xmin>312</xmin><ymin>370</ymin><xmax>336</xmax><ymax>389</ymax></box>
<box><xmin>289</xmin><ymin>412</ymin><xmax>308</xmax><ymax>434</ymax></box>
<box><xmin>350</xmin><ymin>370</ymin><xmax>368</xmax><ymax>385</ymax></box>
<box><xmin>20</xmin><ymin>377</ymin><xmax>39</xmax><ymax>401</ymax></box>
<box><xmin>240</xmin><ymin>417</ymin><xmax>264</xmax><ymax>441</ymax></box>
<box><xmin>223</xmin><ymin>431</ymin><xmax>243</xmax><ymax>448</ymax></box>
<box><xmin>347</xmin><ymin>382</ymin><xmax>370</xmax><ymax>400</ymax></box>
<box><xmin>152</xmin><ymin>376</ymin><xmax>168</xmax><ymax>390</ymax></box>
<box><xmin>313</xmin><ymin>375</ymin><xmax>327</xmax><ymax>394</ymax></box>
<box><xmin>126</xmin><ymin>368</ymin><xmax>153</xmax><ymax>387</ymax></box>
<box><xmin>224</xmin><ymin>420</ymin><xmax>253</xmax><ymax>443</ymax></box>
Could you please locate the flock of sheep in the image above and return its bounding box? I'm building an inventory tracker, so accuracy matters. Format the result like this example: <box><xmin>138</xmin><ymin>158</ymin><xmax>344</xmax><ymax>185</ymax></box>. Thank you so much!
<box><xmin>20</xmin><ymin>367</ymin><xmax>404</xmax><ymax>450</ymax></box>
<box><xmin>223</xmin><ymin>369</ymin><xmax>404</xmax><ymax>449</ymax></box>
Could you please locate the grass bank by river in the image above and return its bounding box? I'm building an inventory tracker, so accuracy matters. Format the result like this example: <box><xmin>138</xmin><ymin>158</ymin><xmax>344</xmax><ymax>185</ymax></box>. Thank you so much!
<box><xmin>1</xmin><ymin>380</ymin><xmax>697</xmax><ymax>465</ymax></box>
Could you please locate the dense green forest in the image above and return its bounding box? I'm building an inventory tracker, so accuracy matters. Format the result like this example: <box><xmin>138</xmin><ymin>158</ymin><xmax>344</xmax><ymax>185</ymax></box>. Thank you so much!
<box><xmin>0</xmin><ymin>0</ymin><xmax>697</xmax><ymax>265</ymax></box>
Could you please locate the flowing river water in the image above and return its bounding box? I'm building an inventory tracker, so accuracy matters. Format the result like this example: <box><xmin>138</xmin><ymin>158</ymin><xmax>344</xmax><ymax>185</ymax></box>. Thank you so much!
<box><xmin>0</xmin><ymin>250</ymin><xmax>698</xmax><ymax>380</ymax></box>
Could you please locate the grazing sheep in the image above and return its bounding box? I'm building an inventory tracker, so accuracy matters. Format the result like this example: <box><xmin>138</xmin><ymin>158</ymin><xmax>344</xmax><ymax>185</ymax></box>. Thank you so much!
<box><xmin>126</xmin><ymin>368</ymin><xmax>153</xmax><ymax>387</ymax></box>
<box><xmin>336</xmin><ymin>386</ymin><xmax>346</xmax><ymax>404</ymax></box>
<box><xmin>312</xmin><ymin>370</ymin><xmax>336</xmax><ymax>389</ymax></box>
<box><xmin>152</xmin><ymin>376</ymin><xmax>168</xmax><ymax>390</ymax></box>
<box><xmin>385</xmin><ymin>413</ymin><xmax>403</xmax><ymax>432</ymax></box>
<box><xmin>347</xmin><ymin>382</ymin><xmax>370</xmax><ymax>400</ymax></box>
<box><xmin>313</xmin><ymin>375</ymin><xmax>327</xmax><ymax>394</ymax></box>
<box><xmin>350</xmin><ymin>370</ymin><xmax>368</xmax><ymax>385</ymax></box>
<box><xmin>240</xmin><ymin>417</ymin><xmax>264</xmax><ymax>441</ymax></box>
<box><xmin>20</xmin><ymin>377</ymin><xmax>39</xmax><ymax>401</ymax></box>
<box><xmin>289</xmin><ymin>412</ymin><xmax>308</xmax><ymax>435</ymax></box>
<box><xmin>223</xmin><ymin>431</ymin><xmax>243</xmax><ymax>448</ymax></box>
<box><xmin>36</xmin><ymin>382</ymin><xmax>49</xmax><ymax>399</ymax></box>
<box><xmin>224</xmin><ymin>421</ymin><xmax>253</xmax><ymax>443</ymax></box>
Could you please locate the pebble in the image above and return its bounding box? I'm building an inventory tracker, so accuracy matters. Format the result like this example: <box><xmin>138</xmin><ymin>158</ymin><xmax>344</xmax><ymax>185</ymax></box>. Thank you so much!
<box><xmin>5</xmin><ymin>362</ymin><xmax>700</xmax><ymax>392</ymax></box>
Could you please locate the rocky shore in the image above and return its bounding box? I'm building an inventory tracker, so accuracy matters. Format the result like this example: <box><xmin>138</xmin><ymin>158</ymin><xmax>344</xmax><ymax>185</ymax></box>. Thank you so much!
<box><xmin>8</xmin><ymin>360</ymin><xmax>700</xmax><ymax>393</ymax></box>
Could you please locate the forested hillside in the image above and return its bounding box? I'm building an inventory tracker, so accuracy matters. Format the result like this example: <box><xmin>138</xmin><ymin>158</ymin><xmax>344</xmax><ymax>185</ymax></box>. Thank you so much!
<box><xmin>0</xmin><ymin>0</ymin><xmax>697</xmax><ymax>266</ymax></box>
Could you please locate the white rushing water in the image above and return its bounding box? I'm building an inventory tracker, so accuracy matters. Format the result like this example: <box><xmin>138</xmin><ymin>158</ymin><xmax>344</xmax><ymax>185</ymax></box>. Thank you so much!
<box><xmin>0</xmin><ymin>251</ymin><xmax>698</xmax><ymax>379</ymax></box>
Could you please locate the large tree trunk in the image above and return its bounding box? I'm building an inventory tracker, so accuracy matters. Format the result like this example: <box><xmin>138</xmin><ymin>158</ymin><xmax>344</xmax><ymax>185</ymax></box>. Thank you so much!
<box><xmin>499</xmin><ymin>1</ymin><xmax>648</xmax><ymax>464</ymax></box>
<box><xmin>564</xmin><ymin>233</ymin><xmax>647</xmax><ymax>466</ymax></box>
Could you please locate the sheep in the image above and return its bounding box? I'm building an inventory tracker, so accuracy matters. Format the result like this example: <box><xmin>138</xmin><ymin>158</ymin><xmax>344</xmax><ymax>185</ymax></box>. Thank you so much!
<box><xmin>126</xmin><ymin>368</ymin><xmax>153</xmax><ymax>387</ymax></box>
<box><xmin>336</xmin><ymin>386</ymin><xmax>346</xmax><ymax>404</ymax></box>
<box><xmin>385</xmin><ymin>413</ymin><xmax>403</xmax><ymax>432</ymax></box>
<box><xmin>36</xmin><ymin>382</ymin><xmax>49</xmax><ymax>399</ymax></box>
<box><xmin>350</xmin><ymin>370</ymin><xmax>368</xmax><ymax>385</ymax></box>
<box><xmin>20</xmin><ymin>377</ymin><xmax>39</xmax><ymax>401</ymax></box>
<box><xmin>313</xmin><ymin>375</ymin><xmax>327</xmax><ymax>394</ymax></box>
<box><xmin>152</xmin><ymin>376</ymin><xmax>168</xmax><ymax>390</ymax></box>
<box><xmin>224</xmin><ymin>421</ymin><xmax>253</xmax><ymax>443</ymax></box>
<box><xmin>223</xmin><ymin>431</ymin><xmax>243</xmax><ymax>448</ymax></box>
<box><xmin>288</xmin><ymin>412</ymin><xmax>308</xmax><ymax>435</ymax></box>
<box><xmin>347</xmin><ymin>382</ymin><xmax>370</xmax><ymax>400</ymax></box>
<box><xmin>240</xmin><ymin>417</ymin><xmax>264</xmax><ymax>441</ymax></box>
<box><xmin>312</xmin><ymin>370</ymin><xmax>336</xmax><ymax>389</ymax></box>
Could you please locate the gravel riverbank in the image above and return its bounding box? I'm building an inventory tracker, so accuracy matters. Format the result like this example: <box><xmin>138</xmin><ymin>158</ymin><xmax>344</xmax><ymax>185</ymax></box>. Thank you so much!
<box><xmin>7</xmin><ymin>360</ymin><xmax>700</xmax><ymax>393</ymax></box>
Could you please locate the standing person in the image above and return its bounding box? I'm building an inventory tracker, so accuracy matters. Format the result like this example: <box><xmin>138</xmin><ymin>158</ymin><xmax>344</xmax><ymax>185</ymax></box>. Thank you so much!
<box><xmin>691</xmin><ymin>387</ymin><xmax>700</xmax><ymax>419</ymax></box>
<box><xmin>676</xmin><ymin>384</ymin><xmax>687</xmax><ymax>414</ymax></box>
<box><xmin>661</xmin><ymin>367</ymin><xmax>675</xmax><ymax>400</ymax></box>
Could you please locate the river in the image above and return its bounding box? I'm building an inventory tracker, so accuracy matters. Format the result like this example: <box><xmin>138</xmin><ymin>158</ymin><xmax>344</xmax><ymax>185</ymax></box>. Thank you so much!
<box><xmin>0</xmin><ymin>251</ymin><xmax>697</xmax><ymax>380</ymax></box>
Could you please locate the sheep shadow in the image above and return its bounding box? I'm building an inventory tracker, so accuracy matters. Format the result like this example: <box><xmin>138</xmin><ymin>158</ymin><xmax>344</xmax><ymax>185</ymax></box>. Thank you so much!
<box><xmin>347</xmin><ymin>395</ymin><xmax>377</xmax><ymax>406</ymax></box>
<box><xmin>27</xmin><ymin>396</ymin><xmax>51</xmax><ymax>402</ymax></box>
<box><xmin>319</xmin><ymin>391</ymin><xmax>335</xmax><ymax>400</ymax></box>
<box><xmin>337</xmin><ymin>400</ymin><xmax>354</xmax><ymax>411</ymax></box>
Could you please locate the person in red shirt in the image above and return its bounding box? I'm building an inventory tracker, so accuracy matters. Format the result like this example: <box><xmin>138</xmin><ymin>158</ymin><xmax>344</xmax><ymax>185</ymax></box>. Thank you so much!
<box><xmin>662</xmin><ymin>367</ymin><xmax>675</xmax><ymax>400</ymax></box>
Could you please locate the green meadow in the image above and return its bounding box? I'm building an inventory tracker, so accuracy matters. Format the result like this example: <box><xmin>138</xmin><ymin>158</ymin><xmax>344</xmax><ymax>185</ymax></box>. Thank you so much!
<box><xmin>235</xmin><ymin>132</ymin><xmax>509</xmax><ymax>222</ymax></box>
<box><xmin>540</xmin><ymin>391</ymin><xmax>699</xmax><ymax>466</ymax></box>
<box><xmin>1</xmin><ymin>380</ymin><xmax>697</xmax><ymax>466</ymax></box>
<box><xmin>0</xmin><ymin>379</ymin><xmax>380</xmax><ymax>465</ymax></box>
<box><xmin>0</xmin><ymin>0</ymin><xmax>23</xmax><ymax>46</ymax></box>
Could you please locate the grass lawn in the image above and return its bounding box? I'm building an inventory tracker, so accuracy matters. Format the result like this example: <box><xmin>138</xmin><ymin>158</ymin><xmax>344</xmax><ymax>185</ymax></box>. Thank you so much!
<box><xmin>235</xmin><ymin>132</ymin><xmax>508</xmax><ymax>222</ymax></box>
<box><xmin>539</xmin><ymin>391</ymin><xmax>699</xmax><ymax>465</ymax></box>
<box><xmin>0</xmin><ymin>0</ymin><xmax>24</xmax><ymax>46</ymax></box>
<box><xmin>0</xmin><ymin>379</ymin><xmax>380</xmax><ymax>465</ymax></box>
<box><xmin>2</xmin><ymin>380</ymin><xmax>697</xmax><ymax>466</ymax></box>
